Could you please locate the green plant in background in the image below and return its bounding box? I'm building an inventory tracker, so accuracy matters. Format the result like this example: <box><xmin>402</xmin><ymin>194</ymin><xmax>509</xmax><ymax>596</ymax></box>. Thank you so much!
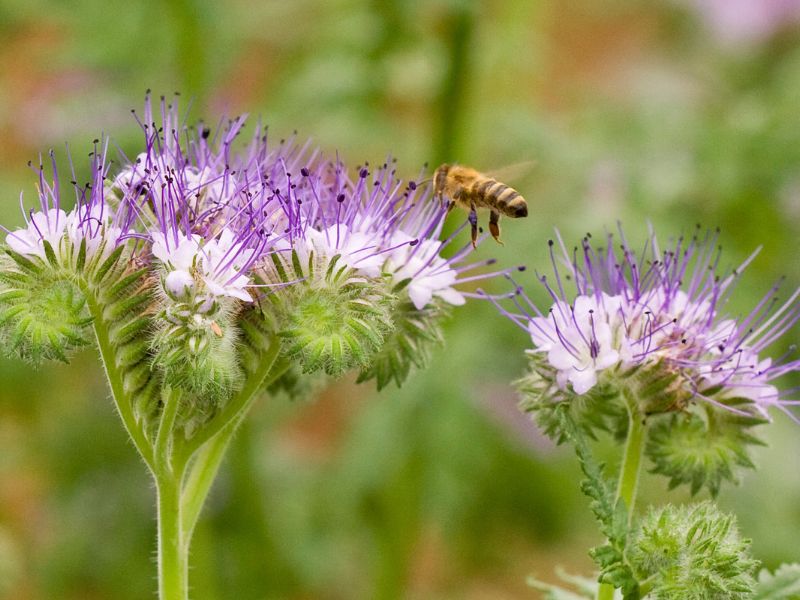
<box><xmin>494</xmin><ymin>229</ymin><xmax>800</xmax><ymax>599</ymax></box>
<box><xmin>0</xmin><ymin>94</ymin><xmax>512</xmax><ymax>599</ymax></box>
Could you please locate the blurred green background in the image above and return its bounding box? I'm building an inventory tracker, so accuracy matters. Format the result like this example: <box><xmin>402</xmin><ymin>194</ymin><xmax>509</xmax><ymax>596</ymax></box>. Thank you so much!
<box><xmin>0</xmin><ymin>0</ymin><xmax>799</xmax><ymax>598</ymax></box>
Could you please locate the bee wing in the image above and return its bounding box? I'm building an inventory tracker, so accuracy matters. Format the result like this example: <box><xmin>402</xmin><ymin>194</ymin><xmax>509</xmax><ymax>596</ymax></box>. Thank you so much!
<box><xmin>484</xmin><ymin>160</ymin><xmax>538</xmax><ymax>184</ymax></box>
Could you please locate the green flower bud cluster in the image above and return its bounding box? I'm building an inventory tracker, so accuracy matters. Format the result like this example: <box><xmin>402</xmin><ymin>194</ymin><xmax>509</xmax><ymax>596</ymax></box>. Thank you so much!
<box><xmin>265</xmin><ymin>251</ymin><xmax>396</xmax><ymax>378</ymax></box>
<box><xmin>629</xmin><ymin>502</ymin><xmax>758</xmax><ymax>600</ymax></box>
<box><xmin>150</xmin><ymin>295</ymin><xmax>242</xmax><ymax>430</ymax></box>
<box><xmin>646</xmin><ymin>407</ymin><xmax>765</xmax><ymax>496</ymax></box>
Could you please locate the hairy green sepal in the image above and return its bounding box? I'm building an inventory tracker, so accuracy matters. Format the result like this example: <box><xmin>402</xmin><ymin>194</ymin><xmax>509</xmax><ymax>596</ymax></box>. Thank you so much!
<box><xmin>646</xmin><ymin>404</ymin><xmax>766</xmax><ymax>496</ymax></box>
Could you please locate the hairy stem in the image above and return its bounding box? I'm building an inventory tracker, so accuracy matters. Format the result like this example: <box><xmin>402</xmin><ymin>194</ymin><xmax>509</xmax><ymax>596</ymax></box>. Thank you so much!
<box><xmin>157</xmin><ymin>469</ymin><xmax>189</xmax><ymax>600</ymax></box>
<box><xmin>156</xmin><ymin>387</ymin><xmax>182</xmax><ymax>473</ymax></box>
<box><xmin>597</xmin><ymin>390</ymin><xmax>647</xmax><ymax>600</ymax></box>
<box><xmin>616</xmin><ymin>395</ymin><xmax>646</xmax><ymax>521</ymax></box>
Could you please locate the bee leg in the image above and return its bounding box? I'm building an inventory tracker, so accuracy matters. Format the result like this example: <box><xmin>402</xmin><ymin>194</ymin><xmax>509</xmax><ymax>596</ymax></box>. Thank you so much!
<box><xmin>469</xmin><ymin>204</ymin><xmax>478</xmax><ymax>248</ymax></box>
<box><xmin>489</xmin><ymin>210</ymin><xmax>504</xmax><ymax>245</ymax></box>
<box><xmin>448</xmin><ymin>185</ymin><xmax>466</xmax><ymax>213</ymax></box>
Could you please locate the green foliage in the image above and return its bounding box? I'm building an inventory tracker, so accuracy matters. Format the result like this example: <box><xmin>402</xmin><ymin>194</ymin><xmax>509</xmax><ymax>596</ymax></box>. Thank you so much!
<box><xmin>357</xmin><ymin>297</ymin><xmax>447</xmax><ymax>390</ymax></box>
<box><xmin>646</xmin><ymin>405</ymin><xmax>766</xmax><ymax>496</ymax></box>
<box><xmin>628</xmin><ymin>502</ymin><xmax>758</xmax><ymax>600</ymax></box>
<box><xmin>754</xmin><ymin>564</ymin><xmax>800</xmax><ymax>599</ymax></box>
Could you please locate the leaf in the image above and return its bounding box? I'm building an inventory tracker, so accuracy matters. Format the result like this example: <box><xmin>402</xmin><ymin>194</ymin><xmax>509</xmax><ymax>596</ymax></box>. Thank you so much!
<box><xmin>754</xmin><ymin>564</ymin><xmax>800</xmax><ymax>599</ymax></box>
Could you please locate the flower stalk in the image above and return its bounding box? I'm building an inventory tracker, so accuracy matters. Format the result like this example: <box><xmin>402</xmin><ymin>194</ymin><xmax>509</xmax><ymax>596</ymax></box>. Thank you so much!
<box><xmin>597</xmin><ymin>387</ymin><xmax>647</xmax><ymax>600</ymax></box>
<box><xmin>156</xmin><ymin>470</ymin><xmax>189</xmax><ymax>600</ymax></box>
<box><xmin>616</xmin><ymin>389</ymin><xmax>646</xmax><ymax>522</ymax></box>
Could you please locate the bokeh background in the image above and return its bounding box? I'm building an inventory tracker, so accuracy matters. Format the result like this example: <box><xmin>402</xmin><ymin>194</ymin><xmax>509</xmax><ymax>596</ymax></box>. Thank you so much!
<box><xmin>1</xmin><ymin>0</ymin><xmax>799</xmax><ymax>598</ymax></box>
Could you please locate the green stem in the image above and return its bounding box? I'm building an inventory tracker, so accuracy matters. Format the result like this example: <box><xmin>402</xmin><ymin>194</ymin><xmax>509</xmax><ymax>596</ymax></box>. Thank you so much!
<box><xmin>85</xmin><ymin>291</ymin><xmax>154</xmax><ymax>468</ymax></box>
<box><xmin>597</xmin><ymin>391</ymin><xmax>647</xmax><ymax>600</ymax></box>
<box><xmin>157</xmin><ymin>469</ymin><xmax>189</xmax><ymax>600</ymax></box>
<box><xmin>616</xmin><ymin>404</ymin><xmax>646</xmax><ymax>521</ymax></box>
<box><xmin>156</xmin><ymin>387</ymin><xmax>182</xmax><ymax>473</ymax></box>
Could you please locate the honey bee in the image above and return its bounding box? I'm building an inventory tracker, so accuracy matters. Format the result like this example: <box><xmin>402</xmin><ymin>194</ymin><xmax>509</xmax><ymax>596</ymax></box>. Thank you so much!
<box><xmin>433</xmin><ymin>164</ymin><xmax>528</xmax><ymax>247</ymax></box>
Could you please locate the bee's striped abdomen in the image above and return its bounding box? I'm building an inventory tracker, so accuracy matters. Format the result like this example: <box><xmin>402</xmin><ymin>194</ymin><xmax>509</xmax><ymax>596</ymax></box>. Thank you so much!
<box><xmin>478</xmin><ymin>179</ymin><xmax>526</xmax><ymax>218</ymax></box>
<box><xmin>473</xmin><ymin>178</ymin><xmax>495</xmax><ymax>199</ymax></box>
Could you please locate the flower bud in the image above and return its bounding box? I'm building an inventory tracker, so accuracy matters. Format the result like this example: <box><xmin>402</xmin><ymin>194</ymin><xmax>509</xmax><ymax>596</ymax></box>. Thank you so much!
<box><xmin>164</xmin><ymin>270</ymin><xmax>195</xmax><ymax>300</ymax></box>
<box><xmin>150</xmin><ymin>296</ymin><xmax>242</xmax><ymax>412</ymax></box>
<box><xmin>646</xmin><ymin>406</ymin><xmax>765</xmax><ymax>496</ymax></box>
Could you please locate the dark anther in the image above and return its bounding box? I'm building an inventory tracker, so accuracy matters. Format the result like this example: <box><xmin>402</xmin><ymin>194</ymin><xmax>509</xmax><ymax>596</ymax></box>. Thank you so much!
<box><xmin>300</xmin><ymin>167</ymin><xmax>310</xmax><ymax>177</ymax></box>
<box><xmin>336</xmin><ymin>193</ymin><xmax>345</xmax><ymax>203</ymax></box>
<box><xmin>359</xmin><ymin>168</ymin><xmax>369</xmax><ymax>178</ymax></box>
<box><xmin>548</xmin><ymin>239</ymin><xmax>554</xmax><ymax>247</ymax></box>
<box><xmin>409</xmin><ymin>239</ymin><xmax>419</xmax><ymax>246</ymax></box>
<box><xmin>518</xmin><ymin>266</ymin><xmax>526</xmax><ymax>271</ymax></box>
<box><xmin>408</xmin><ymin>181</ymin><xmax>417</xmax><ymax>190</ymax></box>
<box><xmin>201</xmin><ymin>127</ymin><xmax>211</xmax><ymax>139</ymax></box>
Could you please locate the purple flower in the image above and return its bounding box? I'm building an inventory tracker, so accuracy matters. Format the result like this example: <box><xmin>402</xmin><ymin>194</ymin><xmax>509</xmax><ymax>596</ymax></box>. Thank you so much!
<box><xmin>4</xmin><ymin>144</ymin><xmax>135</xmax><ymax>262</ymax></box>
<box><xmin>493</xmin><ymin>227</ymin><xmax>800</xmax><ymax>421</ymax></box>
<box><xmin>95</xmin><ymin>94</ymin><xmax>507</xmax><ymax>319</ymax></box>
<box><xmin>5</xmin><ymin>93</ymin><xmax>507</xmax><ymax>321</ymax></box>
<box><xmin>263</xmin><ymin>156</ymin><xmax>499</xmax><ymax>308</ymax></box>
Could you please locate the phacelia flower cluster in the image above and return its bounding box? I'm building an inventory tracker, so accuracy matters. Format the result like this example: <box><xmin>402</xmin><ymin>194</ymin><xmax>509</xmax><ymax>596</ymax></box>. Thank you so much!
<box><xmin>1</xmin><ymin>94</ymin><xmax>506</xmax><ymax>398</ymax></box>
<box><xmin>494</xmin><ymin>227</ymin><xmax>800</xmax><ymax>423</ymax></box>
